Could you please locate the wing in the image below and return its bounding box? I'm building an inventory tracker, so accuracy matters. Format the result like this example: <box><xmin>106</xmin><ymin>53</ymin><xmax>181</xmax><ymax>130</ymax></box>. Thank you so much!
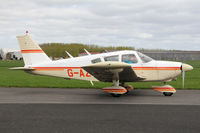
<box><xmin>82</xmin><ymin>61</ymin><xmax>144</xmax><ymax>82</ymax></box>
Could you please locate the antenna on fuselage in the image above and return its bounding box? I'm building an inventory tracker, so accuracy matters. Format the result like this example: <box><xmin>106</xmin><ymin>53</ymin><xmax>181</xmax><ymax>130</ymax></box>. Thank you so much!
<box><xmin>65</xmin><ymin>51</ymin><xmax>73</xmax><ymax>58</ymax></box>
<box><xmin>84</xmin><ymin>48</ymin><xmax>91</xmax><ymax>55</ymax></box>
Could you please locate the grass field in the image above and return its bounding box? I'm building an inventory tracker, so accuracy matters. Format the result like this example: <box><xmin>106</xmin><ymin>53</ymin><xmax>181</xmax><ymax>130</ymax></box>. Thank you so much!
<box><xmin>0</xmin><ymin>60</ymin><xmax>200</xmax><ymax>89</ymax></box>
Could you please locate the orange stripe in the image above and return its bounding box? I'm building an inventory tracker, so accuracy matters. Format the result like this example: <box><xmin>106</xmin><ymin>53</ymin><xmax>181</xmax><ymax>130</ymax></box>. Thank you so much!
<box><xmin>33</xmin><ymin>67</ymin><xmax>181</xmax><ymax>71</ymax></box>
<box><xmin>103</xmin><ymin>90</ymin><xmax>127</xmax><ymax>93</ymax></box>
<box><xmin>103</xmin><ymin>89</ymin><xmax>127</xmax><ymax>93</ymax></box>
<box><xmin>153</xmin><ymin>89</ymin><xmax>176</xmax><ymax>92</ymax></box>
<box><xmin>103</xmin><ymin>90</ymin><xmax>126</xmax><ymax>92</ymax></box>
<box><xmin>33</xmin><ymin>67</ymin><xmax>81</xmax><ymax>71</ymax></box>
<box><xmin>152</xmin><ymin>87</ymin><xmax>173</xmax><ymax>89</ymax></box>
<box><xmin>103</xmin><ymin>89</ymin><xmax>126</xmax><ymax>91</ymax></box>
<box><xmin>133</xmin><ymin>67</ymin><xmax>180</xmax><ymax>70</ymax></box>
<box><xmin>21</xmin><ymin>49</ymin><xmax>44</xmax><ymax>53</ymax></box>
<box><xmin>153</xmin><ymin>87</ymin><xmax>176</xmax><ymax>92</ymax></box>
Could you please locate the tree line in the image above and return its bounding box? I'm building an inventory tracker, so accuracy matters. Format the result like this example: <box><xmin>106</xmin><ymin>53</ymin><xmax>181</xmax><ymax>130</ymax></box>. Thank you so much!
<box><xmin>40</xmin><ymin>43</ymin><xmax>135</xmax><ymax>58</ymax></box>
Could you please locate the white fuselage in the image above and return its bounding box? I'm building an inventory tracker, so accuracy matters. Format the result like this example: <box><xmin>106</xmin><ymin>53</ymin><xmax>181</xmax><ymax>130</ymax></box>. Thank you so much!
<box><xmin>30</xmin><ymin>50</ymin><xmax>182</xmax><ymax>82</ymax></box>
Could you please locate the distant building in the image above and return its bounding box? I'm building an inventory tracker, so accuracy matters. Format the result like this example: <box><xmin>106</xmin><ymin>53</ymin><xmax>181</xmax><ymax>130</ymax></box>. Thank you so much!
<box><xmin>141</xmin><ymin>51</ymin><xmax>200</xmax><ymax>61</ymax></box>
<box><xmin>78</xmin><ymin>50</ymin><xmax>200</xmax><ymax>61</ymax></box>
<box><xmin>0</xmin><ymin>48</ymin><xmax>22</xmax><ymax>60</ymax></box>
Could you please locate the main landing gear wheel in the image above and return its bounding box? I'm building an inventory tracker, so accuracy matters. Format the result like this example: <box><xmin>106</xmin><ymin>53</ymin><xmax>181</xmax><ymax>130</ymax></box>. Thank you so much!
<box><xmin>120</xmin><ymin>83</ymin><xmax>133</xmax><ymax>94</ymax></box>
<box><xmin>111</xmin><ymin>93</ymin><xmax>122</xmax><ymax>97</ymax></box>
<box><xmin>163</xmin><ymin>92</ymin><xmax>173</xmax><ymax>96</ymax></box>
<box><xmin>124</xmin><ymin>90</ymin><xmax>129</xmax><ymax>94</ymax></box>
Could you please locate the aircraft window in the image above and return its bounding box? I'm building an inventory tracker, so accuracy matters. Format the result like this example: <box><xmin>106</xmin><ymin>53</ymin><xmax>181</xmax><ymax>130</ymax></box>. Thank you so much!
<box><xmin>104</xmin><ymin>55</ymin><xmax>119</xmax><ymax>61</ymax></box>
<box><xmin>122</xmin><ymin>54</ymin><xmax>138</xmax><ymax>64</ymax></box>
<box><xmin>137</xmin><ymin>52</ymin><xmax>153</xmax><ymax>63</ymax></box>
<box><xmin>91</xmin><ymin>58</ymin><xmax>101</xmax><ymax>64</ymax></box>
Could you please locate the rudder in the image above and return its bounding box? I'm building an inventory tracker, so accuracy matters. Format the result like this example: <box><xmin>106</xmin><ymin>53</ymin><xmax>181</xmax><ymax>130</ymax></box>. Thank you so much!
<box><xmin>17</xmin><ymin>31</ymin><xmax>51</xmax><ymax>66</ymax></box>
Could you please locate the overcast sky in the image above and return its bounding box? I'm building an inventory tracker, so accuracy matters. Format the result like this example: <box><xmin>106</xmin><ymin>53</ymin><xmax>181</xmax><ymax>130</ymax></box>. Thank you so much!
<box><xmin>0</xmin><ymin>0</ymin><xmax>200</xmax><ymax>50</ymax></box>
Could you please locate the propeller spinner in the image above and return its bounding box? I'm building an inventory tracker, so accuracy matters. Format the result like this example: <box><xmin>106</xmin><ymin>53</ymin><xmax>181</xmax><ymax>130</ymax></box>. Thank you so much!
<box><xmin>181</xmin><ymin>63</ymin><xmax>193</xmax><ymax>88</ymax></box>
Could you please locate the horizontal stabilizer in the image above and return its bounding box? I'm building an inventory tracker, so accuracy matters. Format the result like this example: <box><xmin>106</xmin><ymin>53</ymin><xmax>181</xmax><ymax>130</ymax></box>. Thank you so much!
<box><xmin>9</xmin><ymin>67</ymin><xmax>35</xmax><ymax>70</ymax></box>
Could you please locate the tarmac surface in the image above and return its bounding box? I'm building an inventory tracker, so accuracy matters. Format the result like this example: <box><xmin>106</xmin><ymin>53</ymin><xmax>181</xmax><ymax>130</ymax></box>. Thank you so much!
<box><xmin>0</xmin><ymin>87</ymin><xmax>200</xmax><ymax>133</ymax></box>
<box><xmin>0</xmin><ymin>87</ymin><xmax>200</xmax><ymax>105</ymax></box>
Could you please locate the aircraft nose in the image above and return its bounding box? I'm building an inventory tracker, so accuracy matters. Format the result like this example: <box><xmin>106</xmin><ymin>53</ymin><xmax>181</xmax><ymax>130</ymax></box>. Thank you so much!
<box><xmin>181</xmin><ymin>63</ymin><xmax>193</xmax><ymax>72</ymax></box>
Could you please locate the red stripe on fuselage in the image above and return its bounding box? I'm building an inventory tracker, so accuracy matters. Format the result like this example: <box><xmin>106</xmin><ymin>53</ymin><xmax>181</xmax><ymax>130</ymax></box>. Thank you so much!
<box><xmin>133</xmin><ymin>67</ymin><xmax>180</xmax><ymax>70</ymax></box>
<box><xmin>33</xmin><ymin>67</ymin><xmax>81</xmax><ymax>71</ymax></box>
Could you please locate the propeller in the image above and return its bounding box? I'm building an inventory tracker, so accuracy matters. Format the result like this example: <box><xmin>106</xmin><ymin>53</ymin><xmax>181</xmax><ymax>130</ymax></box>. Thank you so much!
<box><xmin>181</xmin><ymin>59</ymin><xmax>193</xmax><ymax>88</ymax></box>
<box><xmin>182</xmin><ymin>70</ymin><xmax>185</xmax><ymax>88</ymax></box>
<box><xmin>182</xmin><ymin>58</ymin><xmax>186</xmax><ymax>89</ymax></box>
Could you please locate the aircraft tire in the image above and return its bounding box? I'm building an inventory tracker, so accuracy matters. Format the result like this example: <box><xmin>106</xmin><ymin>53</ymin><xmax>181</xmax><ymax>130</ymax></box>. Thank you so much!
<box><xmin>163</xmin><ymin>92</ymin><xmax>173</xmax><ymax>96</ymax></box>
<box><xmin>125</xmin><ymin>90</ymin><xmax>129</xmax><ymax>94</ymax></box>
<box><xmin>111</xmin><ymin>94</ymin><xmax>121</xmax><ymax>97</ymax></box>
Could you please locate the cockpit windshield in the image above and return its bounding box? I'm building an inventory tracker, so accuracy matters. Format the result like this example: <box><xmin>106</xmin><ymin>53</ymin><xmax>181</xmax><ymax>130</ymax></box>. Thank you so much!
<box><xmin>137</xmin><ymin>52</ymin><xmax>153</xmax><ymax>63</ymax></box>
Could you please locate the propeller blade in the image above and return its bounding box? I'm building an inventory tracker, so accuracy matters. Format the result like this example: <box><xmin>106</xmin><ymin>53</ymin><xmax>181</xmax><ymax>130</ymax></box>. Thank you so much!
<box><xmin>182</xmin><ymin>70</ymin><xmax>185</xmax><ymax>88</ymax></box>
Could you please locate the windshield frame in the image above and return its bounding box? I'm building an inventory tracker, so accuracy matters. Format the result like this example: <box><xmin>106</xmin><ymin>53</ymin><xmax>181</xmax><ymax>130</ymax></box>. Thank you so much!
<box><xmin>137</xmin><ymin>52</ymin><xmax>153</xmax><ymax>63</ymax></box>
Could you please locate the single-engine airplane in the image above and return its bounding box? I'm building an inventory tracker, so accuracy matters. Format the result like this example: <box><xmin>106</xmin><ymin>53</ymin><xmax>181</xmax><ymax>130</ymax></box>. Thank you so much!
<box><xmin>10</xmin><ymin>31</ymin><xmax>193</xmax><ymax>97</ymax></box>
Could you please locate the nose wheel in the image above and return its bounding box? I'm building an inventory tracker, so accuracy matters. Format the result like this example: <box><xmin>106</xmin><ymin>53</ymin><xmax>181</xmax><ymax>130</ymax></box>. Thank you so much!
<box><xmin>111</xmin><ymin>93</ymin><xmax>122</xmax><ymax>97</ymax></box>
<box><xmin>152</xmin><ymin>85</ymin><xmax>176</xmax><ymax>96</ymax></box>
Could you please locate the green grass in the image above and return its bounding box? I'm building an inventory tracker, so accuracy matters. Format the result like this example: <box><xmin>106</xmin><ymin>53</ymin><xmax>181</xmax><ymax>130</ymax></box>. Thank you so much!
<box><xmin>0</xmin><ymin>60</ymin><xmax>199</xmax><ymax>89</ymax></box>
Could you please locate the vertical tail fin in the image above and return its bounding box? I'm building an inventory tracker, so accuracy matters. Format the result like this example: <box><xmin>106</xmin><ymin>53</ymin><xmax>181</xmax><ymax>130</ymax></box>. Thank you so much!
<box><xmin>17</xmin><ymin>31</ymin><xmax>51</xmax><ymax>66</ymax></box>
